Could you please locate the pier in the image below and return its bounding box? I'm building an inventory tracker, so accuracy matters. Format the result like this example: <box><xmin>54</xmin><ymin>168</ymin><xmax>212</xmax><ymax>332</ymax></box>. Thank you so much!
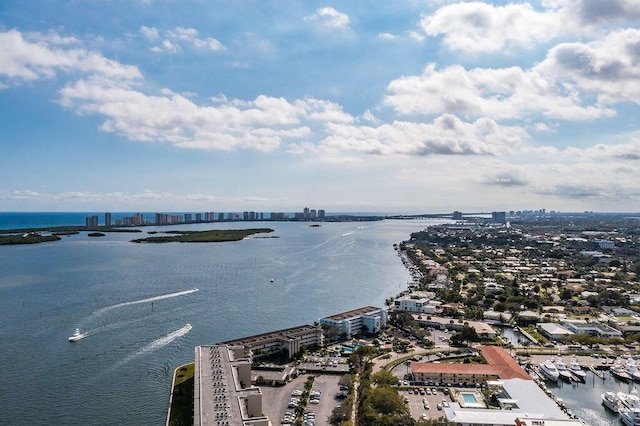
<box><xmin>588</xmin><ymin>365</ymin><xmax>606</xmax><ymax>380</ymax></box>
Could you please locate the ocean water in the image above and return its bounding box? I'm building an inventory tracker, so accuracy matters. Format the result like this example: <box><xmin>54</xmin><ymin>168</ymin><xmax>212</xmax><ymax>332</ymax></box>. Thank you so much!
<box><xmin>0</xmin><ymin>218</ymin><xmax>440</xmax><ymax>425</ymax></box>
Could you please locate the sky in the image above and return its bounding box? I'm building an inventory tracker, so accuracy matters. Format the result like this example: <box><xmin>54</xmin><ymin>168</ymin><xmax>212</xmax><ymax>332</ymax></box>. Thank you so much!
<box><xmin>1</xmin><ymin>0</ymin><xmax>640</xmax><ymax>214</ymax></box>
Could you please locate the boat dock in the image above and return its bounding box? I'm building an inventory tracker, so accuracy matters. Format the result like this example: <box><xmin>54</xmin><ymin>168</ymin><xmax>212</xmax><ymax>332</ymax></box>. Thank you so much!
<box><xmin>588</xmin><ymin>365</ymin><xmax>606</xmax><ymax>380</ymax></box>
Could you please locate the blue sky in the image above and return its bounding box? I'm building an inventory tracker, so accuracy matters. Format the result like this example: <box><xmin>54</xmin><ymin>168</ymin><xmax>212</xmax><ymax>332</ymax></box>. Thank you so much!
<box><xmin>1</xmin><ymin>0</ymin><xmax>640</xmax><ymax>213</ymax></box>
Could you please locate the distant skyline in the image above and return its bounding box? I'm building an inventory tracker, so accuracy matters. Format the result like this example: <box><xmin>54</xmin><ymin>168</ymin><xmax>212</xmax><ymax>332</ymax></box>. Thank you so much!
<box><xmin>2</xmin><ymin>1</ymin><xmax>640</xmax><ymax>213</ymax></box>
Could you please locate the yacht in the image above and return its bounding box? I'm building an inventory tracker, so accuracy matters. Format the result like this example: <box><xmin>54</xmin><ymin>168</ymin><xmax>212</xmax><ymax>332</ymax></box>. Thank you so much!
<box><xmin>602</xmin><ymin>391</ymin><xmax>621</xmax><ymax>412</ymax></box>
<box><xmin>613</xmin><ymin>361</ymin><xmax>633</xmax><ymax>382</ymax></box>
<box><xmin>620</xmin><ymin>407</ymin><xmax>640</xmax><ymax>426</ymax></box>
<box><xmin>569</xmin><ymin>357</ymin><xmax>586</xmax><ymax>382</ymax></box>
<box><xmin>554</xmin><ymin>357</ymin><xmax>573</xmax><ymax>382</ymax></box>
<box><xmin>538</xmin><ymin>359</ymin><xmax>560</xmax><ymax>382</ymax></box>
<box><xmin>619</xmin><ymin>388</ymin><xmax>640</xmax><ymax>411</ymax></box>
<box><xmin>68</xmin><ymin>328</ymin><xmax>86</xmax><ymax>342</ymax></box>
<box><xmin>626</xmin><ymin>362</ymin><xmax>640</xmax><ymax>382</ymax></box>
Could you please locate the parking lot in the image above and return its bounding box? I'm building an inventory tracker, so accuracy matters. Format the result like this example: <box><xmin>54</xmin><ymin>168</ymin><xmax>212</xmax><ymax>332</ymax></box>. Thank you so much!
<box><xmin>402</xmin><ymin>386</ymin><xmax>452</xmax><ymax>421</ymax></box>
<box><xmin>260</xmin><ymin>373</ymin><xmax>343</xmax><ymax>425</ymax></box>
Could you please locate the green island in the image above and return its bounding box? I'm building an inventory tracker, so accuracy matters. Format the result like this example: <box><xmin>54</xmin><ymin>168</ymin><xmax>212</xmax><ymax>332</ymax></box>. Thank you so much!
<box><xmin>130</xmin><ymin>228</ymin><xmax>274</xmax><ymax>243</ymax></box>
<box><xmin>0</xmin><ymin>227</ymin><xmax>140</xmax><ymax>245</ymax></box>
<box><xmin>0</xmin><ymin>233</ymin><xmax>62</xmax><ymax>245</ymax></box>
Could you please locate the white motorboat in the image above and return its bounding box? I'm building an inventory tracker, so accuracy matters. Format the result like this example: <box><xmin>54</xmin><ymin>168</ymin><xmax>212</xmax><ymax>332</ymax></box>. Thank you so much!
<box><xmin>602</xmin><ymin>391</ymin><xmax>621</xmax><ymax>412</ymax></box>
<box><xmin>68</xmin><ymin>328</ymin><xmax>87</xmax><ymax>342</ymax></box>
<box><xmin>620</xmin><ymin>407</ymin><xmax>640</xmax><ymax>426</ymax></box>
<box><xmin>613</xmin><ymin>363</ymin><xmax>633</xmax><ymax>382</ymax></box>
<box><xmin>626</xmin><ymin>362</ymin><xmax>640</xmax><ymax>382</ymax></box>
<box><xmin>618</xmin><ymin>388</ymin><xmax>640</xmax><ymax>417</ymax></box>
<box><xmin>569</xmin><ymin>357</ymin><xmax>586</xmax><ymax>381</ymax></box>
<box><xmin>538</xmin><ymin>359</ymin><xmax>560</xmax><ymax>382</ymax></box>
<box><xmin>554</xmin><ymin>357</ymin><xmax>573</xmax><ymax>382</ymax></box>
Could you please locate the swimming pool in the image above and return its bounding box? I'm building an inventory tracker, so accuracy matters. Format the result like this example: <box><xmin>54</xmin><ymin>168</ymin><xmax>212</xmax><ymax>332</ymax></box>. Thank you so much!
<box><xmin>462</xmin><ymin>393</ymin><xmax>478</xmax><ymax>403</ymax></box>
<box><xmin>457</xmin><ymin>391</ymin><xmax>486</xmax><ymax>408</ymax></box>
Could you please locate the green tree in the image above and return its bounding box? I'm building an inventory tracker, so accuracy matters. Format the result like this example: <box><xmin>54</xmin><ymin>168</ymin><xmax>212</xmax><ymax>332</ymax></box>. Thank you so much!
<box><xmin>450</xmin><ymin>326</ymin><xmax>480</xmax><ymax>346</ymax></box>
<box><xmin>372</xmin><ymin>369</ymin><xmax>399</xmax><ymax>386</ymax></box>
<box><xmin>367</xmin><ymin>386</ymin><xmax>408</xmax><ymax>415</ymax></box>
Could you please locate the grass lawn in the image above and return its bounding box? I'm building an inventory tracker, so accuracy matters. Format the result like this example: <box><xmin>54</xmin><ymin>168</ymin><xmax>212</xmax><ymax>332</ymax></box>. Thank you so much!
<box><xmin>168</xmin><ymin>363</ymin><xmax>195</xmax><ymax>426</ymax></box>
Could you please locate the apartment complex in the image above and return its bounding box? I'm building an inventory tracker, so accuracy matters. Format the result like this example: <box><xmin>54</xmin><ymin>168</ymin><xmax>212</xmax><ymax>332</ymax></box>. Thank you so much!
<box><xmin>411</xmin><ymin>346</ymin><xmax>530</xmax><ymax>386</ymax></box>
<box><xmin>319</xmin><ymin>306</ymin><xmax>387</xmax><ymax>340</ymax></box>
<box><xmin>394</xmin><ymin>294</ymin><xmax>440</xmax><ymax>314</ymax></box>
<box><xmin>221</xmin><ymin>325</ymin><xmax>323</xmax><ymax>358</ymax></box>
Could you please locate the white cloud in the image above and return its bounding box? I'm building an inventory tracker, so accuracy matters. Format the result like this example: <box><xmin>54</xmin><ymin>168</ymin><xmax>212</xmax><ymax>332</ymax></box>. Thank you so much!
<box><xmin>420</xmin><ymin>2</ymin><xmax>571</xmax><ymax>53</ymax></box>
<box><xmin>0</xmin><ymin>29</ymin><xmax>141</xmax><ymax>86</ymax></box>
<box><xmin>536</xmin><ymin>29</ymin><xmax>640</xmax><ymax>104</ymax></box>
<box><xmin>317</xmin><ymin>114</ymin><xmax>526</xmax><ymax>157</ymax></box>
<box><xmin>304</xmin><ymin>7</ymin><xmax>351</xmax><ymax>30</ymax></box>
<box><xmin>139</xmin><ymin>26</ymin><xmax>159</xmax><ymax>40</ymax></box>
<box><xmin>420</xmin><ymin>0</ymin><xmax>640</xmax><ymax>54</ymax></box>
<box><xmin>148</xmin><ymin>27</ymin><xmax>225</xmax><ymax>53</ymax></box>
<box><xmin>377</xmin><ymin>33</ymin><xmax>398</xmax><ymax>40</ymax></box>
<box><xmin>385</xmin><ymin>63</ymin><xmax>615</xmax><ymax>121</ymax></box>
<box><xmin>58</xmin><ymin>78</ymin><xmax>354</xmax><ymax>152</ymax></box>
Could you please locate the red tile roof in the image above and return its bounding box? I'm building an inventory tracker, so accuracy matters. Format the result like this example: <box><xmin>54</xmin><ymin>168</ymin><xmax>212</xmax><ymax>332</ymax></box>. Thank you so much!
<box><xmin>411</xmin><ymin>346</ymin><xmax>531</xmax><ymax>380</ymax></box>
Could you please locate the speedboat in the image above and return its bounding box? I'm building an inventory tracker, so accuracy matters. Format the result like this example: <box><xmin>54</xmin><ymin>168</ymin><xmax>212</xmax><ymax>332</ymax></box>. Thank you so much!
<box><xmin>620</xmin><ymin>407</ymin><xmax>640</xmax><ymax>426</ymax></box>
<box><xmin>569</xmin><ymin>357</ymin><xmax>586</xmax><ymax>382</ymax></box>
<box><xmin>602</xmin><ymin>391</ymin><xmax>621</xmax><ymax>412</ymax></box>
<box><xmin>538</xmin><ymin>359</ymin><xmax>560</xmax><ymax>382</ymax></box>
<box><xmin>68</xmin><ymin>328</ymin><xmax>86</xmax><ymax>342</ymax></box>
<box><xmin>555</xmin><ymin>357</ymin><xmax>573</xmax><ymax>382</ymax></box>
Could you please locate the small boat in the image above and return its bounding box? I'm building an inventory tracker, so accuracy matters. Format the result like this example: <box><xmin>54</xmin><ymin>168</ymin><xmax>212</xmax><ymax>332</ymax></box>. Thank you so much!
<box><xmin>270</xmin><ymin>278</ymin><xmax>274</xmax><ymax>283</ymax></box>
<box><xmin>569</xmin><ymin>357</ymin><xmax>586</xmax><ymax>382</ymax></box>
<box><xmin>602</xmin><ymin>391</ymin><xmax>621</xmax><ymax>412</ymax></box>
<box><xmin>68</xmin><ymin>328</ymin><xmax>86</xmax><ymax>342</ymax></box>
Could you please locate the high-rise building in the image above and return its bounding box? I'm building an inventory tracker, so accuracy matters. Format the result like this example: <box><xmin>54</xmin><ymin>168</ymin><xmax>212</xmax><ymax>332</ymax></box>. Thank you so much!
<box><xmin>184</xmin><ymin>213</ymin><xmax>192</xmax><ymax>223</ymax></box>
<box><xmin>317</xmin><ymin>209</ymin><xmax>325</xmax><ymax>218</ymax></box>
<box><xmin>492</xmin><ymin>211</ymin><xmax>507</xmax><ymax>223</ymax></box>
<box><xmin>85</xmin><ymin>215</ymin><xmax>98</xmax><ymax>227</ymax></box>
<box><xmin>105</xmin><ymin>212</ymin><xmax>112</xmax><ymax>227</ymax></box>
<box><xmin>195</xmin><ymin>213</ymin><xmax>202</xmax><ymax>222</ymax></box>
<box><xmin>453</xmin><ymin>211</ymin><xmax>463</xmax><ymax>220</ymax></box>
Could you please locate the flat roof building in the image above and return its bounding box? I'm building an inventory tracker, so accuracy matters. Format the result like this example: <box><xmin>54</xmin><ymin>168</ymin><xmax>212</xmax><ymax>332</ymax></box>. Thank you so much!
<box><xmin>193</xmin><ymin>345</ymin><xmax>270</xmax><ymax>426</ymax></box>
<box><xmin>222</xmin><ymin>325</ymin><xmax>323</xmax><ymax>358</ymax></box>
<box><xmin>319</xmin><ymin>306</ymin><xmax>387</xmax><ymax>340</ymax></box>
<box><xmin>537</xmin><ymin>322</ymin><xmax>574</xmax><ymax>340</ymax></box>
<box><xmin>562</xmin><ymin>319</ymin><xmax>622</xmax><ymax>338</ymax></box>
<box><xmin>443</xmin><ymin>378</ymin><xmax>583</xmax><ymax>425</ymax></box>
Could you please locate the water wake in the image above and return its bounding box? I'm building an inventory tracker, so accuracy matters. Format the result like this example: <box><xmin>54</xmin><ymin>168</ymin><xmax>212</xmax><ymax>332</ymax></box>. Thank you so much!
<box><xmin>137</xmin><ymin>324</ymin><xmax>192</xmax><ymax>355</ymax></box>
<box><xmin>93</xmin><ymin>288</ymin><xmax>199</xmax><ymax>316</ymax></box>
<box><xmin>80</xmin><ymin>324</ymin><xmax>192</xmax><ymax>390</ymax></box>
